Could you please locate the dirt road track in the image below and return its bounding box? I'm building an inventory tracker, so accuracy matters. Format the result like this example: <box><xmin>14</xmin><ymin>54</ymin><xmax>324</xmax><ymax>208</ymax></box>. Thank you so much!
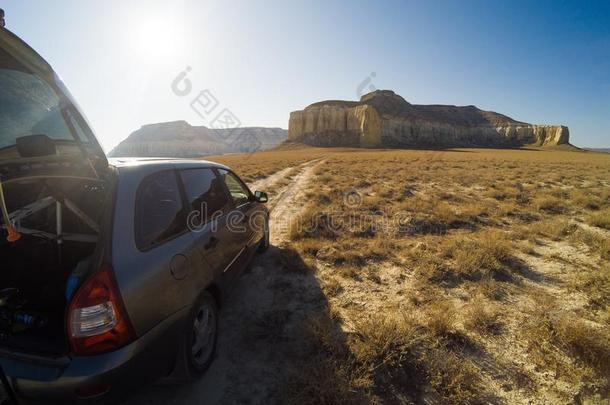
<box><xmin>126</xmin><ymin>159</ymin><xmax>325</xmax><ymax>405</ymax></box>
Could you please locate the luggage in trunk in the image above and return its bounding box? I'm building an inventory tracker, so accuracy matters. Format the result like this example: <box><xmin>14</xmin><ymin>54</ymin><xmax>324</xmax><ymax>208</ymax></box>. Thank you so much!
<box><xmin>0</xmin><ymin>178</ymin><xmax>106</xmax><ymax>356</ymax></box>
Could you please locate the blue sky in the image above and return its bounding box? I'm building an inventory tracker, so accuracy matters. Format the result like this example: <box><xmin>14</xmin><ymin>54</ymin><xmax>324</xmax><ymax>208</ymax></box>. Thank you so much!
<box><xmin>3</xmin><ymin>0</ymin><xmax>609</xmax><ymax>150</ymax></box>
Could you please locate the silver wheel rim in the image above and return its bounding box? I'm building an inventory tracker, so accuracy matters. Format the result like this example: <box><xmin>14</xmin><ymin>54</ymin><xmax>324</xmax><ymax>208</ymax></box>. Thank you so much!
<box><xmin>191</xmin><ymin>302</ymin><xmax>216</xmax><ymax>367</ymax></box>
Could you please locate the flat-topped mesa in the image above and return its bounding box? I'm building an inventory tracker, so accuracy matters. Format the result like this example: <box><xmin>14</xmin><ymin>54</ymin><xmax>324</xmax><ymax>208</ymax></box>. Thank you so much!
<box><xmin>109</xmin><ymin>121</ymin><xmax>288</xmax><ymax>157</ymax></box>
<box><xmin>288</xmin><ymin>90</ymin><xmax>569</xmax><ymax>148</ymax></box>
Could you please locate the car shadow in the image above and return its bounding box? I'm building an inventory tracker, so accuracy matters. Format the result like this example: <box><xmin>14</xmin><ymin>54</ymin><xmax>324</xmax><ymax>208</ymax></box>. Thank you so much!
<box><xmin>122</xmin><ymin>244</ymin><xmax>348</xmax><ymax>405</ymax></box>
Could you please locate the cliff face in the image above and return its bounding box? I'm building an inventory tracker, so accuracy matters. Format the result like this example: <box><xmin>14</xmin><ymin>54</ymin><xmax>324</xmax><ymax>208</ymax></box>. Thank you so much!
<box><xmin>109</xmin><ymin>121</ymin><xmax>287</xmax><ymax>157</ymax></box>
<box><xmin>288</xmin><ymin>90</ymin><xmax>569</xmax><ymax>148</ymax></box>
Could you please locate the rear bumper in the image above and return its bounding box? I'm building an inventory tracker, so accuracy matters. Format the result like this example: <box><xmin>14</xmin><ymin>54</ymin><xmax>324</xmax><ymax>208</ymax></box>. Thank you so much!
<box><xmin>0</xmin><ymin>308</ymin><xmax>187</xmax><ymax>404</ymax></box>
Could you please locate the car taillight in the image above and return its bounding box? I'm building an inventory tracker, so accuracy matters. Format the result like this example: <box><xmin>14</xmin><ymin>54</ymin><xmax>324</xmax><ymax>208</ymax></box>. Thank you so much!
<box><xmin>67</xmin><ymin>264</ymin><xmax>135</xmax><ymax>356</ymax></box>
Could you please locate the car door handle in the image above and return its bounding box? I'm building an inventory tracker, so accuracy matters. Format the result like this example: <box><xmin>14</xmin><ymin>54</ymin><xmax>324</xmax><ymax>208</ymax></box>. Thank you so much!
<box><xmin>204</xmin><ymin>236</ymin><xmax>219</xmax><ymax>250</ymax></box>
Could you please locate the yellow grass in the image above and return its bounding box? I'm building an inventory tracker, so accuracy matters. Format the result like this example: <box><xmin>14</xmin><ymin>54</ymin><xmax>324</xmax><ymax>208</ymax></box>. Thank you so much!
<box><xmin>225</xmin><ymin>145</ymin><xmax>610</xmax><ymax>403</ymax></box>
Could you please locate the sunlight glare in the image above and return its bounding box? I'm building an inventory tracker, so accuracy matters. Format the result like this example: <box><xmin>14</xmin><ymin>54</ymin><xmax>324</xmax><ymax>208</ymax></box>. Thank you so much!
<box><xmin>129</xmin><ymin>9</ymin><xmax>184</xmax><ymax>61</ymax></box>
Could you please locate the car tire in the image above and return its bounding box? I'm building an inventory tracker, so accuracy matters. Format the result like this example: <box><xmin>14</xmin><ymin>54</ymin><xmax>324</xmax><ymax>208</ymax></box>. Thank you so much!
<box><xmin>184</xmin><ymin>291</ymin><xmax>218</xmax><ymax>376</ymax></box>
<box><xmin>257</xmin><ymin>217</ymin><xmax>270</xmax><ymax>253</ymax></box>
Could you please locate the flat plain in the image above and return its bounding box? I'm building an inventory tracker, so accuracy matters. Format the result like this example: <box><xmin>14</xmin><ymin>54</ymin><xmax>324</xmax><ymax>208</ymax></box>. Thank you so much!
<box><xmin>131</xmin><ymin>145</ymin><xmax>610</xmax><ymax>404</ymax></box>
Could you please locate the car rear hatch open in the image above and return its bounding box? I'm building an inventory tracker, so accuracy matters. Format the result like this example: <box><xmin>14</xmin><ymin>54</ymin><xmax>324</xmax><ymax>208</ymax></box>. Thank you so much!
<box><xmin>0</xmin><ymin>27</ymin><xmax>107</xmax><ymax>181</ymax></box>
<box><xmin>0</xmin><ymin>26</ymin><xmax>111</xmax><ymax>357</ymax></box>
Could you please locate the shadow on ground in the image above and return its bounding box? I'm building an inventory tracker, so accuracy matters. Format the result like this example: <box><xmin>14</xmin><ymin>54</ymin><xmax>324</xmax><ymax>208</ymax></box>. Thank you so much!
<box><xmin>123</xmin><ymin>245</ymin><xmax>346</xmax><ymax>405</ymax></box>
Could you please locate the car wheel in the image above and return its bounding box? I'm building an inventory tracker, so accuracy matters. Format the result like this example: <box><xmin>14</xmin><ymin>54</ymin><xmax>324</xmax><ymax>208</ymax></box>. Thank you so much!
<box><xmin>185</xmin><ymin>291</ymin><xmax>218</xmax><ymax>375</ymax></box>
<box><xmin>258</xmin><ymin>217</ymin><xmax>270</xmax><ymax>253</ymax></box>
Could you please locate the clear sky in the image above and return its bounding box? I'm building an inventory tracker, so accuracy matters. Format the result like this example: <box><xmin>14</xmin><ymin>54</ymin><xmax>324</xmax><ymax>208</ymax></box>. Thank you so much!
<box><xmin>3</xmin><ymin>0</ymin><xmax>609</xmax><ymax>150</ymax></box>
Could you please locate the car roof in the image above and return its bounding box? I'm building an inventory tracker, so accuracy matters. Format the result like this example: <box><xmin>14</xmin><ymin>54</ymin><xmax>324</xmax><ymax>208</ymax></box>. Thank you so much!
<box><xmin>108</xmin><ymin>157</ymin><xmax>229</xmax><ymax>171</ymax></box>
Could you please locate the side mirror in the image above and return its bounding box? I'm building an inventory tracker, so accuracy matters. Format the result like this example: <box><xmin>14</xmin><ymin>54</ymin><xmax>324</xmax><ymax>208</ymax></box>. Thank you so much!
<box><xmin>254</xmin><ymin>191</ymin><xmax>268</xmax><ymax>203</ymax></box>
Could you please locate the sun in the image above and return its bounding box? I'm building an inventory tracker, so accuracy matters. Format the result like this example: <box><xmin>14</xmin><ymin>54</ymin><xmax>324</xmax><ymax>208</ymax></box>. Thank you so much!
<box><xmin>129</xmin><ymin>10</ymin><xmax>184</xmax><ymax>60</ymax></box>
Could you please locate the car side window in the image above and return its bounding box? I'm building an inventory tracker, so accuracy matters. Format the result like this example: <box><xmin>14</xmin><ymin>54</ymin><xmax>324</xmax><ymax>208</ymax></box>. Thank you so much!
<box><xmin>218</xmin><ymin>169</ymin><xmax>251</xmax><ymax>206</ymax></box>
<box><xmin>180</xmin><ymin>168</ymin><xmax>231</xmax><ymax>220</ymax></box>
<box><xmin>135</xmin><ymin>170</ymin><xmax>186</xmax><ymax>250</ymax></box>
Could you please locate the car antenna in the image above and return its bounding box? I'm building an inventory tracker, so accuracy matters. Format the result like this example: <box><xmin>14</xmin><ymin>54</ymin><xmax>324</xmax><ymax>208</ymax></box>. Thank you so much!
<box><xmin>0</xmin><ymin>177</ymin><xmax>21</xmax><ymax>242</ymax></box>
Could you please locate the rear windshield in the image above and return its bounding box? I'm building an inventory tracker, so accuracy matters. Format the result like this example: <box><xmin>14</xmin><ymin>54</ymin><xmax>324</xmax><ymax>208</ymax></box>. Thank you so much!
<box><xmin>0</xmin><ymin>47</ymin><xmax>75</xmax><ymax>150</ymax></box>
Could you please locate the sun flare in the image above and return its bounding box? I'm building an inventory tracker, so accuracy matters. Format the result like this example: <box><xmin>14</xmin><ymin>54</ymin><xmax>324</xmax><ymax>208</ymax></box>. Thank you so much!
<box><xmin>129</xmin><ymin>10</ymin><xmax>183</xmax><ymax>60</ymax></box>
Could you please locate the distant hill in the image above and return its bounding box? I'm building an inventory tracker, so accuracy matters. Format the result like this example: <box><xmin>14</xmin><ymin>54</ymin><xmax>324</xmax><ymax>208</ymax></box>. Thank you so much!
<box><xmin>109</xmin><ymin>121</ymin><xmax>287</xmax><ymax>157</ymax></box>
<box><xmin>289</xmin><ymin>90</ymin><xmax>571</xmax><ymax>149</ymax></box>
<box><xmin>584</xmin><ymin>148</ymin><xmax>610</xmax><ymax>153</ymax></box>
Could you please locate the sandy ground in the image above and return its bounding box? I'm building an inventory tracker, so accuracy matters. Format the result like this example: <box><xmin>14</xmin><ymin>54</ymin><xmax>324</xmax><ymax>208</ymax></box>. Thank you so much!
<box><xmin>125</xmin><ymin>159</ymin><xmax>324</xmax><ymax>405</ymax></box>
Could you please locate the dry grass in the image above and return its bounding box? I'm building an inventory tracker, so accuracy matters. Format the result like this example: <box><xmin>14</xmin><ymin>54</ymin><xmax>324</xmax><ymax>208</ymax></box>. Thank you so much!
<box><xmin>572</xmin><ymin>189</ymin><xmax>602</xmax><ymax>210</ymax></box>
<box><xmin>423</xmin><ymin>347</ymin><xmax>484</xmax><ymax>405</ymax></box>
<box><xmin>235</xmin><ymin>146</ymin><xmax>610</xmax><ymax>403</ymax></box>
<box><xmin>588</xmin><ymin>208</ymin><xmax>610</xmax><ymax>230</ymax></box>
<box><xmin>423</xmin><ymin>299</ymin><xmax>458</xmax><ymax>338</ymax></box>
<box><xmin>442</xmin><ymin>231</ymin><xmax>514</xmax><ymax>280</ymax></box>
<box><xmin>205</xmin><ymin>144</ymin><xmax>327</xmax><ymax>183</ymax></box>
<box><xmin>554</xmin><ymin>315</ymin><xmax>610</xmax><ymax>375</ymax></box>
<box><xmin>349</xmin><ymin>314</ymin><xmax>419</xmax><ymax>367</ymax></box>
<box><xmin>569</xmin><ymin>263</ymin><xmax>610</xmax><ymax>310</ymax></box>
<box><xmin>287</xmin><ymin>308</ymin><xmax>487</xmax><ymax>405</ymax></box>
<box><xmin>529</xmin><ymin>218</ymin><xmax>577</xmax><ymax>241</ymax></box>
<box><xmin>533</xmin><ymin>195</ymin><xmax>569</xmax><ymax>214</ymax></box>
<box><xmin>570</xmin><ymin>228</ymin><xmax>610</xmax><ymax>260</ymax></box>
<box><xmin>522</xmin><ymin>305</ymin><xmax>610</xmax><ymax>380</ymax></box>
<box><xmin>464</xmin><ymin>304</ymin><xmax>503</xmax><ymax>336</ymax></box>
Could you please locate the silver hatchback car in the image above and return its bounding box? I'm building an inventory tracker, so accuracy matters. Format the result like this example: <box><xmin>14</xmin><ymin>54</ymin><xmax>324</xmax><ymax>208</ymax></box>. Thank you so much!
<box><xmin>0</xmin><ymin>25</ymin><xmax>269</xmax><ymax>403</ymax></box>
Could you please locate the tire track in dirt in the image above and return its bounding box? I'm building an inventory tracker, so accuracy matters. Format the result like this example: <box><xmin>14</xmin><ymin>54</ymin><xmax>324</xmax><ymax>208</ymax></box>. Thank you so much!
<box><xmin>126</xmin><ymin>159</ymin><xmax>325</xmax><ymax>405</ymax></box>
<box><xmin>248</xmin><ymin>166</ymin><xmax>294</xmax><ymax>193</ymax></box>
<box><xmin>264</xmin><ymin>159</ymin><xmax>322</xmax><ymax>245</ymax></box>
<box><xmin>248</xmin><ymin>157</ymin><xmax>324</xmax><ymax>195</ymax></box>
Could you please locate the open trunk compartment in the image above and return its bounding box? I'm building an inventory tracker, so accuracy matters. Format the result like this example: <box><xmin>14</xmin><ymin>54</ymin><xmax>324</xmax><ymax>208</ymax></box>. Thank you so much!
<box><xmin>0</xmin><ymin>177</ymin><xmax>108</xmax><ymax>356</ymax></box>
<box><xmin>1</xmin><ymin>23</ymin><xmax>113</xmax><ymax>357</ymax></box>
